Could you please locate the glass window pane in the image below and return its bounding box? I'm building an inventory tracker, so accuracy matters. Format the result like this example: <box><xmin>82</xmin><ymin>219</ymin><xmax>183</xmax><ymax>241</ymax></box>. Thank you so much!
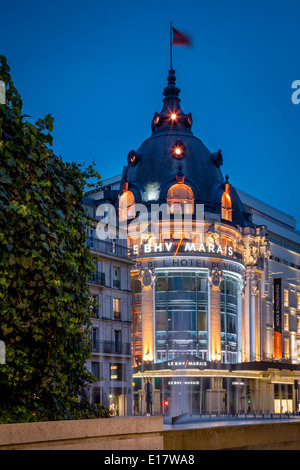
<box><xmin>156</xmin><ymin>308</ymin><xmax>166</xmax><ymax>331</ymax></box>
<box><xmin>198</xmin><ymin>307</ymin><xmax>207</xmax><ymax>331</ymax></box>
<box><xmin>156</xmin><ymin>277</ymin><xmax>166</xmax><ymax>291</ymax></box>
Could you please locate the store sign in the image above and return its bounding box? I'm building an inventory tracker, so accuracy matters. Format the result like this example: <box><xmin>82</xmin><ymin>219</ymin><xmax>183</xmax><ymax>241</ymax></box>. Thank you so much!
<box><xmin>274</xmin><ymin>278</ymin><xmax>282</xmax><ymax>359</ymax></box>
<box><xmin>168</xmin><ymin>381</ymin><xmax>200</xmax><ymax>385</ymax></box>
<box><xmin>132</xmin><ymin>242</ymin><xmax>233</xmax><ymax>256</ymax></box>
<box><xmin>167</xmin><ymin>360</ymin><xmax>207</xmax><ymax>368</ymax></box>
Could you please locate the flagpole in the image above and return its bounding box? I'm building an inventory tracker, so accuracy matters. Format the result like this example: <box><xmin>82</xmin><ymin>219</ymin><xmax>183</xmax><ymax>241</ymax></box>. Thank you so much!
<box><xmin>170</xmin><ymin>21</ymin><xmax>173</xmax><ymax>70</ymax></box>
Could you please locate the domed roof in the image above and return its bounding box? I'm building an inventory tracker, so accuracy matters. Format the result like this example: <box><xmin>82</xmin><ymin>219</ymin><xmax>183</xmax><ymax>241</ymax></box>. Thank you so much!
<box><xmin>120</xmin><ymin>69</ymin><xmax>253</xmax><ymax>227</ymax></box>
<box><xmin>127</xmin><ymin>133</ymin><xmax>224</xmax><ymax>208</ymax></box>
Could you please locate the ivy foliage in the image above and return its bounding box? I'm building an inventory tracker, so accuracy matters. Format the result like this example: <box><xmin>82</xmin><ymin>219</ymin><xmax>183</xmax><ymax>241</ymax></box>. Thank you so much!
<box><xmin>0</xmin><ymin>56</ymin><xmax>106</xmax><ymax>421</ymax></box>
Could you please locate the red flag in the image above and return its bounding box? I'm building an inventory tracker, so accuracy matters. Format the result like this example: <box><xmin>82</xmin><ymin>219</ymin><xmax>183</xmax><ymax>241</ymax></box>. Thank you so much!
<box><xmin>172</xmin><ymin>27</ymin><xmax>192</xmax><ymax>47</ymax></box>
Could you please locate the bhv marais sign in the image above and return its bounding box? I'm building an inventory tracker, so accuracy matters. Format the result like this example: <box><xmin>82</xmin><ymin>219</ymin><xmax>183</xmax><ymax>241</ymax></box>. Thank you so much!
<box><xmin>132</xmin><ymin>241</ymin><xmax>234</xmax><ymax>256</ymax></box>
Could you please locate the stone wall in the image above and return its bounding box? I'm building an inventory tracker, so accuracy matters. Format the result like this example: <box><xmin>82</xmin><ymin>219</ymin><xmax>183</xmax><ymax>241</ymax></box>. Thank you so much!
<box><xmin>0</xmin><ymin>416</ymin><xmax>163</xmax><ymax>450</ymax></box>
<box><xmin>163</xmin><ymin>421</ymin><xmax>300</xmax><ymax>450</ymax></box>
<box><xmin>1</xmin><ymin>417</ymin><xmax>300</xmax><ymax>450</ymax></box>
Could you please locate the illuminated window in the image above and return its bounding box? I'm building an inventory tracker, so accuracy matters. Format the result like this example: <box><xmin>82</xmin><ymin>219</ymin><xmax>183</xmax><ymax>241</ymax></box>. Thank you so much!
<box><xmin>284</xmin><ymin>313</ymin><xmax>289</xmax><ymax>331</ymax></box>
<box><xmin>221</xmin><ymin>186</ymin><xmax>232</xmax><ymax>222</ymax></box>
<box><xmin>297</xmin><ymin>293</ymin><xmax>300</xmax><ymax>310</ymax></box>
<box><xmin>119</xmin><ymin>191</ymin><xmax>135</xmax><ymax>220</ymax></box>
<box><xmin>113</xmin><ymin>298</ymin><xmax>121</xmax><ymax>320</ymax></box>
<box><xmin>284</xmin><ymin>338</ymin><xmax>290</xmax><ymax>359</ymax></box>
<box><xmin>167</xmin><ymin>184</ymin><xmax>194</xmax><ymax>214</ymax></box>
<box><xmin>284</xmin><ymin>289</ymin><xmax>289</xmax><ymax>307</ymax></box>
<box><xmin>110</xmin><ymin>363</ymin><xmax>122</xmax><ymax>381</ymax></box>
<box><xmin>297</xmin><ymin>317</ymin><xmax>300</xmax><ymax>334</ymax></box>
<box><xmin>91</xmin><ymin>362</ymin><xmax>100</xmax><ymax>379</ymax></box>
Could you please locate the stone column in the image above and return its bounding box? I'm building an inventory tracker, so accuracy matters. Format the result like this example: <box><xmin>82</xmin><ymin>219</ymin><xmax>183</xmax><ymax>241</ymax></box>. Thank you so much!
<box><xmin>250</xmin><ymin>271</ymin><xmax>259</xmax><ymax>361</ymax></box>
<box><xmin>237</xmin><ymin>276</ymin><xmax>244</xmax><ymax>363</ymax></box>
<box><xmin>243</xmin><ymin>269</ymin><xmax>251</xmax><ymax>361</ymax></box>
<box><xmin>139</xmin><ymin>268</ymin><xmax>155</xmax><ymax>362</ymax></box>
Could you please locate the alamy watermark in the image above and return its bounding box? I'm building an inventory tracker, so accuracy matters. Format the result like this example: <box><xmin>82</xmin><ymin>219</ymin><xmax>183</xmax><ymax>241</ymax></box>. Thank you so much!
<box><xmin>93</xmin><ymin>201</ymin><xmax>236</xmax><ymax>258</ymax></box>
<box><xmin>95</xmin><ymin>202</ymin><xmax>205</xmax><ymax>241</ymax></box>
<box><xmin>291</xmin><ymin>80</ymin><xmax>300</xmax><ymax>104</ymax></box>
<box><xmin>0</xmin><ymin>80</ymin><xmax>5</xmax><ymax>104</ymax></box>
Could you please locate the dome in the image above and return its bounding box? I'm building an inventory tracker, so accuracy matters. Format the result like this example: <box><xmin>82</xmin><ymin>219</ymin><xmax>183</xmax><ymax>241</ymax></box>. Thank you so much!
<box><xmin>120</xmin><ymin>69</ymin><xmax>253</xmax><ymax>227</ymax></box>
<box><xmin>126</xmin><ymin>133</ymin><xmax>224</xmax><ymax>210</ymax></box>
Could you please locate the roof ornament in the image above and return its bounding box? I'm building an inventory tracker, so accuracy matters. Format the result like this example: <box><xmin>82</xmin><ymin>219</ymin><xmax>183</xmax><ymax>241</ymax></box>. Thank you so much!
<box><xmin>211</xmin><ymin>149</ymin><xmax>223</xmax><ymax>168</ymax></box>
<box><xmin>176</xmin><ymin>164</ymin><xmax>185</xmax><ymax>184</ymax></box>
<box><xmin>225</xmin><ymin>174</ymin><xmax>231</xmax><ymax>192</ymax></box>
<box><xmin>151</xmin><ymin>68</ymin><xmax>193</xmax><ymax>135</ymax></box>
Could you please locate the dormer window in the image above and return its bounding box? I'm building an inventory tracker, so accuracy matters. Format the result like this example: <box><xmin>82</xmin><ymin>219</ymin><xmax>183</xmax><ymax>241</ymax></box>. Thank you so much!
<box><xmin>119</xmin><ymin>190</ymin><xmax>135</xmax><ymax>220</ymax></box>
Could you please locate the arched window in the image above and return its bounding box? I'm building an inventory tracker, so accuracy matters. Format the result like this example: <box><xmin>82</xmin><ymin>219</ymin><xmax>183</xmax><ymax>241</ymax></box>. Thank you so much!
<box><xmin>167</xmin><ymin>184</ymin><xmax>194</xmax><ymax>214</ymax></box>
<box><xmin>221</xmin><ymin>187</ymin><xmax>232</xmax><ymax>222</ymax></box>
<box><xmin>119</xmin><ymin>190</ymin><xmax>135</xmax><ymax>220</ymax></box>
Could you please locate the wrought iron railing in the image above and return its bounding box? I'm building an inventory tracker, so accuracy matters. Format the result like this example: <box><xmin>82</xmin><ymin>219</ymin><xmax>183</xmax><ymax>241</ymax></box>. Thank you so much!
<box><xmin>91</xmin><ymin>340</ymin><xmax>131</xmax><ymax>355</ymax></box>
<box><xmin>88</xmin><ymin>271</ymin><xmax>105</xmax><ymax>286</ymax></box>
<box><xmin>87</xmin><ymin>237</ymin><xmax>128</xmax><ymax>259</ymax></box>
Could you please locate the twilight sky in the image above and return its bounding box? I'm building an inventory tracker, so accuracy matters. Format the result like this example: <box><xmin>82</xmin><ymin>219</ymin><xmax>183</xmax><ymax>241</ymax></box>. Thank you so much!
<box><xmin>1</xmin><ymin>0</ymin><xmax>300</xmax><ymax>226</ymax></box>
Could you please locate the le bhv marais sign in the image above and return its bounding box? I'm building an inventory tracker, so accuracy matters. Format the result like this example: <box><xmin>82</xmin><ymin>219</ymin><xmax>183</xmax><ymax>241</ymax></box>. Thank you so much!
<box><xmin>132</xmin><ymin>240</ymin><xmax>244</xmax><ymax>272</ymax></box>
<box><xmin>132</xmin><ymin>241</ymin><xmax>234</xmax><ymax>257</ymax></box>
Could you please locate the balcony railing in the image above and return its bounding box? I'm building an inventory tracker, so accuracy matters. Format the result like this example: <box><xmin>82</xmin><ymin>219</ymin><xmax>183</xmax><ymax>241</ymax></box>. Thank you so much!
<box><xmin>87</xmin><ymin>237</ymin><xmax>128</xmax><ymax>259</ymax></box>
<box><xmin>113</xmin><ymin>279</ymin><xmax>121</xmax><ymax>289</ymax></box>
<box><xmin>88</xmin><ymin>271</ymin><xmax>105</xmax><ymax>286</ymax></box>
<box><xmin>113</xmin><ymin>311</ymin><xmax>121</xmax><ymax>320</ymax></box>
<box><xmin>91</xmin><ymin>340</ymin><xmax>131</xmax><ymax>355</ymax></box>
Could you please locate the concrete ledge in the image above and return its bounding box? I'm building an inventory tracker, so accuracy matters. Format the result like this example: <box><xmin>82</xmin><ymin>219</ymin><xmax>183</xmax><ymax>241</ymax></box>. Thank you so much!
<box><xmin>0</xmin><ymin>416</ymin><xmax>163</xmax><ymax>450</ymax></box>
<box><xmin>163</xmin><ymin>422</ymin><xmax>300</xmax><ymax>450</ymax></box>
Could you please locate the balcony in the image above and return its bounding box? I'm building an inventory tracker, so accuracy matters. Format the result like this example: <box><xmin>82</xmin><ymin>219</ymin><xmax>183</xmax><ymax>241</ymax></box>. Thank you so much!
<box><xmin>88</xmin><ymin>271</ymin><xmax>105</xmax><ymax>286</ymax></box>
<box><xmin>87</xmin><ymin>237</ymin><xmax>128</xmax><ymax>259</ymax></box>
<box><xmin>91</xmin><ymin>340</ymin><xmax>131</xmax><ymax>355</ymax></box>
<box><xmin>113</xmin><ymin>279</ymin><xmax>121</xmax><ymax>289</ymax></box>
<box><xmin>113</xmin><ymin>311</ymin><xmax>121</xmax><ymax>321</ymax></box>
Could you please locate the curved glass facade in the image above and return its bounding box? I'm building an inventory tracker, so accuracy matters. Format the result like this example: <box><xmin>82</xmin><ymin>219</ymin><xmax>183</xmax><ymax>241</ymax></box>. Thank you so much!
<box><xmin>220</xmin><ymin>274</ymin><xmax>238</xmax><ymax>363</ymax></box>
<box><xmin>154</xmin><ymin>270</ymin><xmax>240</xmax><ymax>363</ymax></box>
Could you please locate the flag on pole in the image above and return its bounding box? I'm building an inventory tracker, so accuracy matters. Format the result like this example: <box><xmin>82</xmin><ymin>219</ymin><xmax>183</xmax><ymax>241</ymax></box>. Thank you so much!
<box><xmin>172</xmin><ymin>27</ymin><xmax>192</xmax><ymax>47</ymax></box>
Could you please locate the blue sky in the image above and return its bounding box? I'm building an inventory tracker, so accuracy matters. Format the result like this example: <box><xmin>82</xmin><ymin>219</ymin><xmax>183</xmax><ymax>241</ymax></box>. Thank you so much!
<box><xmin>1</xmin><ymin>0</ymin><xmax>300</xmax><ymax>225</ymax></box>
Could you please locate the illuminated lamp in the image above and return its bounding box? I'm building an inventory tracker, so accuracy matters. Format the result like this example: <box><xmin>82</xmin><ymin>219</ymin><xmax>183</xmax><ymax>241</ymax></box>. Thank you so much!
<box><xmin>172</xmin><ymin>140</ymin><xmax>185</xmax><ymax>160</ymax></box>
<box><xmin>171</xmin><ymin>113</ymin><xmax>176</xmax><ymax>120</ymax></box>
<box><xmin>143</xmin><ymin>351</ymin><xmax>153</xmax><ymax>362</ymax></box>
<box><xmin>153</xmin><ymin>112</ymin><xmax>160</xmax><ymax>124</ymax></box>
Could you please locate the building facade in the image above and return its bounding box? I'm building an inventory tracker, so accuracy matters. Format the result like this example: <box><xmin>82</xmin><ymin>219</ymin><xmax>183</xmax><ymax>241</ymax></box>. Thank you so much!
<box><xmin>88</xmin><ymin>69</ymin><xmax>300</xmax><ymax>417</ymax></box>
<box><xmin>83</xmin><ymin>196</ymin><xmax>133</xmax><ymax>416</ymax></box>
